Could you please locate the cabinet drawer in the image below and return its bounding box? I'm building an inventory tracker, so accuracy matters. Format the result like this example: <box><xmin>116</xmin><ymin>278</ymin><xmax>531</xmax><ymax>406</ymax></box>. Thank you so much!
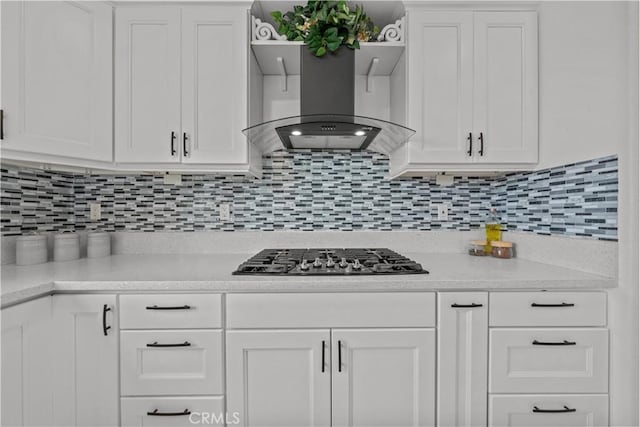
<box><xmin>121</xmin><ymin>330</ymin><xmax>223</xmax><ymax>396</ymax></box>
<box><xmin>226</xmin><ymin>292</ymin><xmax>435</xmax><ymax>328</ymax></box>
<box><xmin>121</xmin><ymin>396</ymin><xmax>225</xmax><ymax>427</ymax></box>
<box><xmin>490</xmin><ymin>328</ymin><xmax>608</xmax><ymax>393</ymax></box>
<box><xmin>119</xmin><ymin>294</ymin><xmax>222</xmax><ymax>329</ymax></box>
<box><xmin>489</xmin><ymin>394</ymin><xmax>608</xmax><ymax>427</ymax></box>
<box><xmin>490</xmin><ymin>292</ymin><xmax>606</xmax><ymax>327</ymax></box>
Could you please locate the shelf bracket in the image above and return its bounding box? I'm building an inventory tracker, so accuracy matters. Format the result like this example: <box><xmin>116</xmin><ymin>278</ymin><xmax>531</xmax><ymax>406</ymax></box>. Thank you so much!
<box><xmin>252</xmin><ymin>15</ymin><xmax>287</xmax><ymax>41</ymax></box>
<box><xmin>377</xmin><ymin>16</ymin><xmax>405</xmax><ymax>42</ymax></box>
<box><xmin>366</xmin><ymin>58</ymin><xmax>380</xmax><ymax>92</ymax></box>
<box><xmin>277</xmin><ymin>57</ymin><xmax>288</xmax><ymax>92</ymax></box>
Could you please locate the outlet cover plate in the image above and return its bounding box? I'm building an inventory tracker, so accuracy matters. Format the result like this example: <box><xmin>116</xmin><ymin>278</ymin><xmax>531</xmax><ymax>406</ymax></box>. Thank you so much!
<box><xmin>90</xmin><ymin>203</ymin><xmax>102</xmax><ymax>221</ymax></box>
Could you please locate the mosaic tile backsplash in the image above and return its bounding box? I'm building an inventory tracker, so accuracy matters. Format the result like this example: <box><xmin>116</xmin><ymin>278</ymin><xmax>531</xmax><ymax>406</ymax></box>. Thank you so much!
<box><xmin>0</xmin><ymin>152</ymin><xmax>618</xmax><ymax>240</ymax></box>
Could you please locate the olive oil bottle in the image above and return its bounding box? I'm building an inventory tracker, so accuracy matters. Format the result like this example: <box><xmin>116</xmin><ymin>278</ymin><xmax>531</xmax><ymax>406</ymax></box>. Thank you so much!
<box><xmin>485</xmin><ymin>208</ymin><xmax>502</xmax><ymax>254</ymax></box>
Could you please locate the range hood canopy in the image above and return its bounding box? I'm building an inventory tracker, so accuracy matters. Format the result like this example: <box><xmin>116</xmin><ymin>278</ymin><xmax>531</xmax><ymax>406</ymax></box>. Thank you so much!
<box><xmin>243</xmin><ymin>114</ymin><xmax>414</xmax><ymax>155</ymax></box>
<box><xmin>243</xmin><ymin>42</ymin><xmax>415</xmax><ymax>155</ymax></box>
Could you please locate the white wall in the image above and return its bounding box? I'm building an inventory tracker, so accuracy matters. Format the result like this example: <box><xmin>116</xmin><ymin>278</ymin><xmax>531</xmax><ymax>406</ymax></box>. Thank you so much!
<box><xmin>538</xmin><ymin>1</ymin><xmax>629</xmax><ymax>169</ymax></box>
<box><xmin>538</xmin><ymin>3</ymin><xmax>639</xmax><ymax>425</ymax></box>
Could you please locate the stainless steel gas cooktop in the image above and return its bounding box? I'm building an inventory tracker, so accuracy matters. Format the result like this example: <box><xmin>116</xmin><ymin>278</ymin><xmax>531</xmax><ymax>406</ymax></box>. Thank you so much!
<box><xmin>233</xmin><ymin>248</ymin><xmax>429</xmax><ymax>276</ymax></box>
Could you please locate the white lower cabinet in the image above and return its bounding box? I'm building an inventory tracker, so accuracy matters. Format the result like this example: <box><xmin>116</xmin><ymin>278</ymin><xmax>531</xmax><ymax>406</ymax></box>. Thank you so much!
<box><xmin>226</xmin><ymin>329</ymin><xmax>331</xmax><ymax>427</ymax></box>
<box><xmin>437</xmin><ymin>293</ymin><xmax>488</xmax><ymax>427</ymax></box>
<box><xmin>52</xmin><ymin>295</ymin><xmax>119</xmax><ymax>427</ymax></box>
<box><xmin>119</xmin><ymin>293</ymin><xmax>226</xmax><ymax>427</ymax></box>
<box><xmin>331</xmin><ymin>328</ymin><xmax>436</xmax><ymax>427</ymax></box>
<box><xmin>488</xmin><ymin>292</ymin><xmax>610</xmax><ymax>427</ymax></box>
<box><xmin>226</xmin><ymin>292</ymin><xmax>437</xmax><ymax>427</ymax></box>
<box><xmin>1</xmin><ymin>297</ymin><xmax>53</xmax><ymax>427</ymax></box>
<box><xmin>489</xmin><ymin>394</ymin><xmax>609</xmax><ymax>427</ymax></box>
<box><xmin>121</xmin><ymin>396</ymin><xmax>225</xmax><ymax>427</ymax></box>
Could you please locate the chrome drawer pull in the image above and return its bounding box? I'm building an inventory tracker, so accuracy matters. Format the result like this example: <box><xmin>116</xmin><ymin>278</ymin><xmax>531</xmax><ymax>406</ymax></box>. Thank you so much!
<box><xmin>531</xmin><ymin>302</ymin><xmax>575</xmax><ymax>307</ymax></box>
<box><xmin>533</xmin><ymin>405</ymin><xmax>576</xmax><ymax>414</ymax></box>
<box><xmin>147</xmin><ymin>409</ymin><xmax>191</xmax><ymax>416</ymax></box>
<box><xmin>532</xmin><ymin>339</ymin><xmax>576</xmax><ymax>346</ymax></box>
<box><xmin>145</xmin><ymin>305</ymin><xmax>191</xmax><ymax>310</ymax></box>
<box><xmin>146</xmin><ymin>341</ymin><xmax>191</xmax><ymax>348</ymax></box>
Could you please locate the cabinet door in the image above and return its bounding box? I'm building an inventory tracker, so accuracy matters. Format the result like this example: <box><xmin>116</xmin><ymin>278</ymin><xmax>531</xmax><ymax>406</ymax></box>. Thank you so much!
<box><xmin>1</xmin><ymin>1</ymin><xmax>112</xmax><ymax>162</ymax></box>
<box><xmin>181</xmin><ymin>7</ymin><xmax>248</xmax><ymax>165</ymax></box>
<box><xmin>226</xmin><ymin>329</ymin><xmax>331</xmax><ymax>427</ymax></box>
<box><xmin>115</xmin><ymin>7</ymin><xmax>181</xmax><ymax>163</ymax></box>
<box><xmin>437</xmin><ymin>293</ymin><xmax>488</xmax><ymax>427</ymax></box>
<box><xmin>473</xmin><ymin>12</ymin><xmax>538</xmax><ymax>163</ymax></box>
<box><xmin>52</xmin><ymin>295</ymin><xmax>118</xmax><ymax>427</ymax></box>
<box><xmin>406</xmin><ymin>11</ymin><xmax>474</xmax><ymax>164</ymax></box>
<box><xmin>489</xmin><ymin>394</ymin><xmax>608</xmax><ymax>427</ymax></box>
<box><xmin>1</xmin><ymin>297</ymin><xmax>53</xmax><ymax>427</ymax></box>
<box><xmin>332</xmin><ymin>329</ymin><xmax>436</xmax><ymax>427</ymax></box>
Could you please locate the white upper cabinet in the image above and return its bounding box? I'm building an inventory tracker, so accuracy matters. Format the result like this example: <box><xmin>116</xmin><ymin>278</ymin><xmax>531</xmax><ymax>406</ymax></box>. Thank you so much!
<box><xmin>405</xmin><ymin>11</ymin><xmax>475</xmax><ymax>165</ymax></box>
<box><xmin>181</xmin><ymin>7</ymin><xmax>248</xmax><ymax>165</ymax></box>
<box><xmin>391</xmin><ymin>9</ymin><xmax>538</xmax><ymax>176</ymax></box>
<box><xmin>115</xmin><ymin>7</ymin><xmax>181</xmax><ymax>164</ymax></box>
<box><xmin>1</xmin><ymin>1</ymin><xmax>113</xmax><ymax>163</ymax></box>
<box><xmin>473</xmin><ymin>12</ymin><xmax>538</xmax><ymax>164</ymax></box>
<box><xmin>115</xmin><ymin>5</ymin><xmax>260</xmax><ymax>175</ymax></box>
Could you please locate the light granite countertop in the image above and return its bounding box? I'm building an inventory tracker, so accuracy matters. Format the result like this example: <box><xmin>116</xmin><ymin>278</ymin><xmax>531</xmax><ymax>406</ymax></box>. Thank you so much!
<box><xmin>0</xmin><ymin>253</ymin><xmax>616</xmax><ymax>308</ymax></box>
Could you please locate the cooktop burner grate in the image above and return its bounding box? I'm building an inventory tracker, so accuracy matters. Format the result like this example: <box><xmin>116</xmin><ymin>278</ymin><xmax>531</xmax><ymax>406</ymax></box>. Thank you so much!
<box><xmin>233</xmin><ymin>248</ymin><xmax>429</xmax><ymax>276</ymax></box>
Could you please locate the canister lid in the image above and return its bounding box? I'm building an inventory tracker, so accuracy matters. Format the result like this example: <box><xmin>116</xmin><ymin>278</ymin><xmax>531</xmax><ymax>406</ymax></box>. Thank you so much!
<box><xmin>16</xmin><ymin>234</ymin><xmax>46</xmax><ymax>242</ymax></box>
<box><xmin>87</xmin><ymin>232</ymin><xmax>110</xmax><ymax>239</ymax></box>
<box><xmin>490</xmin><ymin>241</ymin><xmax>513</xmax><ymax>248</ymax></box>
<box><xmin>54</xmin><ymin>232</ymin><xmax>79</xmax><ymax>240</ymax></box>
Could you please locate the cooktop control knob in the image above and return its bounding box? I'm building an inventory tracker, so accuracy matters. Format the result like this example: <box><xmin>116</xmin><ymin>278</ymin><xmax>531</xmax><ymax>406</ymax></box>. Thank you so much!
<box><xmin>326</xmin><ymin>258</ymin><xmax>335</xmax><ymax>268</ymax></box>
<box><xmin>300</xmin><ymin>259</ymin><xmax>310</xmax><ymax>271</ymax></box>
<box><xmin>339</xmin><ymin>257</ymin><xmax>349</xmax><ymax>268</ymax></box>
<box><xmin>313</xmin><ymin>257</ymin><xmax>322</xmax><ymax>268</ymax></box>
<box><xmin>352</xmin><ymin>259</ymin><xmax>362</xmax><ymax>270</ymax></box>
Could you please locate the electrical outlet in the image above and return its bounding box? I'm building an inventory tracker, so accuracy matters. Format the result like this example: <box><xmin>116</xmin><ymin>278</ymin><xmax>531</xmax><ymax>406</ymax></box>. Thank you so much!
<box><xmin>436</xmin><ymin>204</ymin><xmax>448</xmax><ymax>221</ymax></box>
<box><xmin>89</xmin><ymin>203</ymin><xmax>102</xmax><ymax>221</ymax></box>
<box><xmin>219</xmin><ymin>203</ymin><xmax>231</xmax><ymax>221</ymax></box>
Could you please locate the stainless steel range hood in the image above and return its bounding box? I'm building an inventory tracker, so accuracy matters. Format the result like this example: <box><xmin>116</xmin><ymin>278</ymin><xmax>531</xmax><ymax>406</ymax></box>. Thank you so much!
<box><xmin>243</xmin><ymin>47</ymin><xmax>415</xmax><ymax>155</ymax></box>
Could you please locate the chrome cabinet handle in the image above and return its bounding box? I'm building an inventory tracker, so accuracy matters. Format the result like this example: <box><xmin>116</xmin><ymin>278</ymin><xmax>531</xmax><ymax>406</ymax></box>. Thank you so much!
<box><xmin>478</xmin><ymin>132</ymin><xmax>484</xmax><ymax>156</ymax></box>
<box><xmin>321</xmin><ymin>340</ymin><xmax>326</xmax><ymax>373</ymax></box>
<box><xmin>337</xmin><ymin>340</ymin><xmax>343</xmax><ymax>372</ymax></box>
<box><xmin>466</xmin><ymin>132</ymin><xmax>473</xmax><ymax>156</ymax></box>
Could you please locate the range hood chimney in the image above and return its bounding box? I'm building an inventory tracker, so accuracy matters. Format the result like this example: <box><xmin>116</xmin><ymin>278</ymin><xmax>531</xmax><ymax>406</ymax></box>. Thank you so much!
<box><xmin>243</xmin><ymin>46</ymin><xmax>415</xmax><ymax>155</ymax></box>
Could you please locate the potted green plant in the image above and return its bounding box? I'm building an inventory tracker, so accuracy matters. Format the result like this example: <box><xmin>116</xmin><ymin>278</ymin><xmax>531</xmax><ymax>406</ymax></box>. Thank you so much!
<box><xmin>271</xmin><ymin>1</ymin><xmax>379</xmax><ymax>57</ymax></box>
